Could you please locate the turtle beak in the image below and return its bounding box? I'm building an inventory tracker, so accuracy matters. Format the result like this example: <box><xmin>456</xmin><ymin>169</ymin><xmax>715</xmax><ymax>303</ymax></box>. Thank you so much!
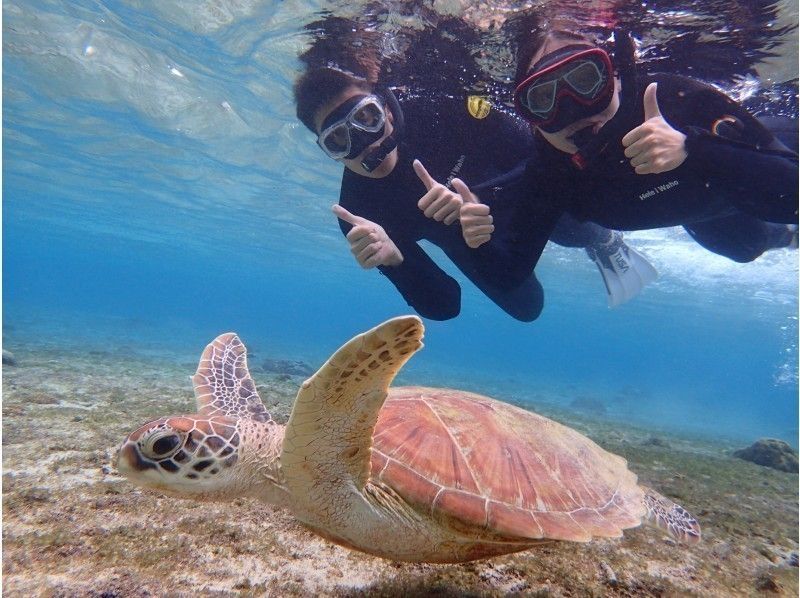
<box><xmin>116</xmin><ymin>441</ymin><xmax>157</xmax><ymax>476</ymax></box>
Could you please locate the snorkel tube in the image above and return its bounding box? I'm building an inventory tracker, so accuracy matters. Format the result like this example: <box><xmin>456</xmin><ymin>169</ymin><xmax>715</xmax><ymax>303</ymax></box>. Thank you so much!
<box><xmin>571</xmin><ymin>29</ymin><xmax>637</xmax><ymax>169</ymax></box>
<box><xmin>361</xmin><ymin>88</ymin><xmax>405</xmax><ymax>172</ymax></box>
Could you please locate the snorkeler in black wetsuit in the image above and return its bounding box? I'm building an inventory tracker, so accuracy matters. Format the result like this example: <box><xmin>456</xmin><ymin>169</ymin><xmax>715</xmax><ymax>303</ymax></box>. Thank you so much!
<box><xmin>293</xmin><ymin>67</ymin><xmax>658</xmax><ymax>321</ymax></box>
<box><xmin>458</xmin><ymin>29</ymin><xmax>798</xmax><ymax>270</ymax></box>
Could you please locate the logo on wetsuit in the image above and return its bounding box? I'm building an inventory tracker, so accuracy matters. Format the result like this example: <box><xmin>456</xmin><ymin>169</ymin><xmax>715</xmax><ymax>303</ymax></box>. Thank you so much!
<box><xmin>467</xmin><ymin>95</ymin><xmax>491</xmax><ymax>119</ymax></box>
<box><xmin>711</xmin><ymin>115</ymin><xmax>745</xmax><ymax>141</ymax></box>
<box><xmin>445</xmin><ymin>154</ymin><xmax>466</xmax><ymax>187</ymax></box>
<box><xmin>638</xmin><ymin>180</ymin><xmax>679</xmax><ymax>201</ymax></box>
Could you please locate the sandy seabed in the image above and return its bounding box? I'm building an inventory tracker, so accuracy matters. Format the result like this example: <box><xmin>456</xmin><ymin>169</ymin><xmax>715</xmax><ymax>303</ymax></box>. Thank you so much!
<box><xmin>2</xmin><ymin>334</ymin><xmax>798</xmax><ymax>597</ymax></box>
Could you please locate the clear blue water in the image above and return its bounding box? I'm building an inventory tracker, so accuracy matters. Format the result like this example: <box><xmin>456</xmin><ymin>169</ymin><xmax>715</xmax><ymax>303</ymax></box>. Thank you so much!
<box><xmin>3</xmin><ymin>1</ymin><xmax>798</xmax><ymax>446</ymax></box>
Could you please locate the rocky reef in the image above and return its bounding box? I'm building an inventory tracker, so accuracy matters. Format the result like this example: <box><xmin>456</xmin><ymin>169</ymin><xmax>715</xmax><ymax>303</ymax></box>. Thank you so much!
<box><xmin>734</xmin><ymin>438</ymin><xmax>799</xmax><ymax>473</ymax></box>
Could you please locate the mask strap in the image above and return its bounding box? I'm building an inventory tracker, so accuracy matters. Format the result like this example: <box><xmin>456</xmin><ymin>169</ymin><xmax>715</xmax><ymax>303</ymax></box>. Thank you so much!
<box><xmin>360</xmin><ymin>88</ymin><xmax>405</xmax><ymax>172</ymax></box>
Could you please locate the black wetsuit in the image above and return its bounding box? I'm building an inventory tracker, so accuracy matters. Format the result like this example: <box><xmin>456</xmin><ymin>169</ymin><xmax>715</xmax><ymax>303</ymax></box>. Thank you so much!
<box><xmin>683</xmin><ymin>113</ymin><xmax>798</xmax><ymax>262</ymax></box>
<box><xmin>485</xmin><ymin>73</ymin><xmax>798</xmax><ymax>271</ymax></box>
<box><xmin>337</xmin><ymin>94</ymin><xmax>613</xmax><ymax>321</ymax></box>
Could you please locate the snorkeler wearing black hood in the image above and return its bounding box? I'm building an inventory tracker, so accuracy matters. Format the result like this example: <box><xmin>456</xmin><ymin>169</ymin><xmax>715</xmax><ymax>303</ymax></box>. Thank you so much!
<box><xmin>458</xmin><ymin>29</ymin><xmax>798</xmax><ymax>268</ymax></box>
<box><xmin>294</xmin><ymin>67</ymin><xmax>658</xmax><ymax>320</ymax></box>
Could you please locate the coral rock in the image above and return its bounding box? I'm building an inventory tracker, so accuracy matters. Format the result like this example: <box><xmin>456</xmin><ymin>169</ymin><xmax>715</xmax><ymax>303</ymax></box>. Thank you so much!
<box><xmin>733</xmin><ymin>439</ymin><xmax>799</xmax><ymax>473</ymax></box>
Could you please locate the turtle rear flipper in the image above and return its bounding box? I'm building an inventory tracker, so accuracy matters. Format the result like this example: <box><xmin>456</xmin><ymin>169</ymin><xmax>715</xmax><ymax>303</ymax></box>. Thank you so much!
<box><xmin>642</xmin><ymin>486</ymin><xmax>701</xmax><ymax>544</ymax></box>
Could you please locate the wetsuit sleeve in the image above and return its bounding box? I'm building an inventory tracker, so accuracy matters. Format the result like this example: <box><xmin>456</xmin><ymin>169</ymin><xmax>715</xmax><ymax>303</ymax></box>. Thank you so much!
<box><xmin>476</xmin><ymin>165</ymin><xmax>614</xmax><ymax>250</ymax></box>
<box><xmin>337</xmin><ymin>217</ymin><xmax>461</xmax><ymax>320</ymax></box>
<box><xmin>442</xmin><ymin>242</ymin><xmax>545</xmax><ymax>322</ymax></box>
<box><xmin>473</xmin><ymin>160</ymin><xmax>527</xmax><ymax>191</ymax></box>
<box><xmin>376</xmin><ymin>243</ymin><xmax>462</xmax><ymax>320</ymax></box>
<box><xmin>469</xmin><ymin>161</ymin><xmax>564</xmax><ymax>288</ymax></box>
<box><xmin>676</xmin><ymin>84</ymin><xmax>798</xmax><ymax>223</ymax></box>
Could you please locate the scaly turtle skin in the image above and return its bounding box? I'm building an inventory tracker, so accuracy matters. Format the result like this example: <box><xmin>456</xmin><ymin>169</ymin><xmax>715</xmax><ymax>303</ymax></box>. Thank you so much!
<box><xmin>117</xmin><ymin>316</ymin><xmax>701</xmax><ymax>563</ymax></box>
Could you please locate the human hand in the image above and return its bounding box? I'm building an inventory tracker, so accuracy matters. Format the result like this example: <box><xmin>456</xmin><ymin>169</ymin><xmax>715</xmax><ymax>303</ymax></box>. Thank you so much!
<box><xmin>413</xmin><ymin>159</ymin><xmax>463</xmax><ymax>225</ymax></box>
<box><xmin>622</xmin><ymin>82</ymin><xmax>687</xmax><ymax>174</ymax></box>
<box><xmin>453</xmin><ymin>178</ymin><xmax>493</xmax><ymax>248</ymax></box>
<box><xmin>332</xmin><ymin>204</ymin><xmax>403</xmax><ymax>268</ymax></box>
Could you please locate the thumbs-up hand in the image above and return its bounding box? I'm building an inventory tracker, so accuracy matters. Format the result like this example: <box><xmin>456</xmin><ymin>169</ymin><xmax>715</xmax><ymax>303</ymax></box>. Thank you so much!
<box><xmin>332</xmin><ymin>204</ymin><xmax>403</xmax><ymax>269</ymax></box>
<box><xmin>453</xmin><ymin>178</ymin><xmax>493</xmax><ymax>248</ymax></box>
<box><xmin>621</xmin><ymin>82</ymin><xmax>687</xmax><ymax>175</ymax></box>
<box><xmin>413</xmin><ymin>159</ymin><xmax>463</xmax><ymax>225</ymax></box>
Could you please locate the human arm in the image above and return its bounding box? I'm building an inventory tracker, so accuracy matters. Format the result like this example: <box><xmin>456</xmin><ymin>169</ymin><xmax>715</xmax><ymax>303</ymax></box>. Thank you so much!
<box><xmin>333</xmin><ymin>204</ymin><xmax>462</xmax><ymax>320</ymax></box>
<box><xmin>412</xmin><ymin>159</ymin><xmax>463</xmax><ymax>225</ymax></box>
<box><xmin>622</xmin><ymin>83</ymin><xmax>688</xmax><ymax>174</ymax></box>
<box><xmin>332</xmin><ymin>205</ymin><xmax>403</xmax><ymax>268</ymax></box>
<box><xmin>454</xmin><ymin>167</ymin><xmax>563</xmax><ymax>290</ymax></box>
<box><xmin>456</xmin><ymin>179</ymin><xmax>494</xmax><ymax>249</ymax></box>
<box><xmin>681</xmin><ymin>117</ymin><xmax>798</xmax><ymax>223</ymax></box>
<box><xmin>627</xmin><ymin>77</ymin><xmax>798</xmax><ymax>223</ymax></box>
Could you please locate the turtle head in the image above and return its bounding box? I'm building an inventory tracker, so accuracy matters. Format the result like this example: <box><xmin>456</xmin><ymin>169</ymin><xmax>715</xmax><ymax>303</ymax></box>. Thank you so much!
<box><xmin>116</xmin><ymin>414</ymin><xmax>244</xmax><ymax>499</ymax></box>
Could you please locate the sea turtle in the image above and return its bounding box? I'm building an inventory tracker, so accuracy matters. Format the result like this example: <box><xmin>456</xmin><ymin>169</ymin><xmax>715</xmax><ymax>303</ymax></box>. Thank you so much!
<box><xmin>116</xmin><ymin>316</ymin><xmax>700</xmax><ymax>563</ymax></box>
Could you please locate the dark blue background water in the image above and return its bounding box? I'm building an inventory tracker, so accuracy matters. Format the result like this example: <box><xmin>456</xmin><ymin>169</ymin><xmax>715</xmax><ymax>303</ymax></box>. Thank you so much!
<box><xmin>3</xmin><ymin>0</ymin><xmax>798</xmax><ymax>445</ymax></box>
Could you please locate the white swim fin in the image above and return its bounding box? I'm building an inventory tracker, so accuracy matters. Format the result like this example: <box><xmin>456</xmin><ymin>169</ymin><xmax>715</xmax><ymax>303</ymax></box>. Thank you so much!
<box><xmin>586</xmin><ymin>233</ymin><xmax>658</xmax><ymax>308</ymax></box>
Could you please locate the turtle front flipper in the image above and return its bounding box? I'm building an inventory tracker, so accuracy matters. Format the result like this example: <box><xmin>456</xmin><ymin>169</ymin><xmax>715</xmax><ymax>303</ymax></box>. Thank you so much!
<box><xmin>192</xmin><ymin>333</ymin><xmax>272</xmax><ymax>423</ymax></box>
<box><xmin>281</xmin><ymin>316</ymin><xmax>423</xmax><ymax>510</ymax></box>
<box><xmin>642</xmin><ymin>486</ymin><xmax>702</xmax><ymax>544</ymax></box>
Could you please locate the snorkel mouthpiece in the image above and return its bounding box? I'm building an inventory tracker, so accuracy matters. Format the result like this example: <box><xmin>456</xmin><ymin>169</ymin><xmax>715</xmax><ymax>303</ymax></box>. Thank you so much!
<box><xmin>361</xmin><ymin>136</ymin><xmax>398</xmax><ymax>172</ymax></box>
<box><xmin>361</xmin><ymin>88</ymin><xmax>405</xmax><ymax>172</ymax></box>
<box><xmin>569</xmin><ymin>127</ymin><xmax>597</xmax><ymax>169</ymax></box>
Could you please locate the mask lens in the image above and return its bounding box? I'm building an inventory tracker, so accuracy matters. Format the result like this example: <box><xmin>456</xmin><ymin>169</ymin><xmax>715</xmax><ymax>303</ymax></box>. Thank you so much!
<box><xmin>352</xmin><ymin>102</ymin><xmax>383</xmax><ymax>130</ymax></box>
<box><xmin>564</xmin><ymin>61</ymin><xmax>603</xmax><ymax>95</ymax></box>
<box><xmin>321</xmin><ymin>124</ymin><xmax>350</xmax><ymax>154</ymax></box>
<box><xmin>525</xmin><ymin>80</ymin><xmax>558</xmax><ymax>115</ymax></box>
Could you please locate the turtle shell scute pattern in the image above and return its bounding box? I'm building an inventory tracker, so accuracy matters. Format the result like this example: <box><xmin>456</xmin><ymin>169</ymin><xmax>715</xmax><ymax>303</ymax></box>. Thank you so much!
<box><xmin>371</xmin><ymin>387</ymin><xmax>646</xmax><ymax>543</ymax></box>
<box><xmin>192</xmin><ymin>333</ymin><xmax>272</xmax><ymax>423</ymax></box>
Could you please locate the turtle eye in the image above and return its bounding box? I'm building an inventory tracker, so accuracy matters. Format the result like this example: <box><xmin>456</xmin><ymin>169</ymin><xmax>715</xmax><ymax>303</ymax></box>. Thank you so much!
<box><xmin>143</xmin><ymin>431</ymin><xmax>182</xmax><ymax>459</ymax></box>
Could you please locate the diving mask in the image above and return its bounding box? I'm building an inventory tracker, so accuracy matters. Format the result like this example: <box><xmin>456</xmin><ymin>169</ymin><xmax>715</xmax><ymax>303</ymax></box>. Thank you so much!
<box><xmin>317</xmin><ymin>94</ymin><xmax>386</xmax><ymax>161</ymax></box>
<box><xmin>515</xmin><ymin>45</ymin><xmax>614</xmax><ymax>133</ymax></box>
